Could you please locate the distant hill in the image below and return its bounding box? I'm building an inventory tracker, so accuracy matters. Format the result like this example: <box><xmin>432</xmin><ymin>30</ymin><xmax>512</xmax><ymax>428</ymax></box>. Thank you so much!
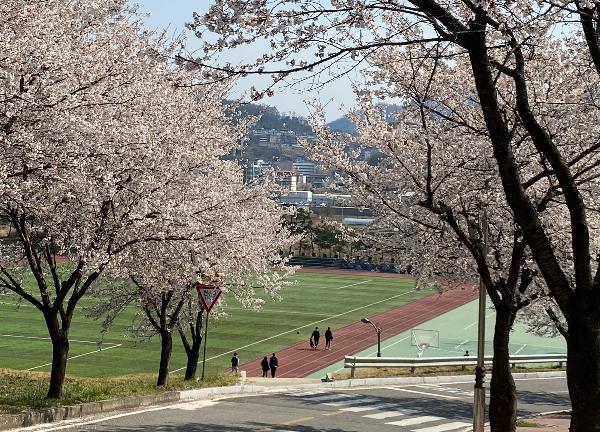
<box><xmin>229</xmin><ymin>102</ymin><xmax>314</xmax><ymax>135</ymax></box>
<box><xmin>228</xmin><ymin>102</ymin><xmax>404</xmax><ymax>137</ymax></box>
<box><xmin>327</xmin><ymin>104</ymin><xmax>404</xmax><ymax>135</ymax></box>
<box><xmin>327</xmin><ymin>115</ymin><xmax>358</xmax><ymax>134</ymax></box>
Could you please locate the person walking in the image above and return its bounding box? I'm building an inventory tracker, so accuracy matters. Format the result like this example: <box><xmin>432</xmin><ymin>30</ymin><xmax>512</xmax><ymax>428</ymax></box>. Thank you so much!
<box><xmin>260</xmin><ymin>356</ymin><xmax>269</xmax><ymax>377</ymax></box>
<box><xmin>269</xmin><ymin>353</ymin><xmax>279</xmax><ymax>378</ymax></box>
<box><xmin>231</xmin><ymin>352</ymin><xmax>239</xmax><ymax>374</ymax></box>
<box><xmin>311</xmin><ymin>327</ymin><xmax>320</xmax><ymax>350</ymax></box>
<box><xmin>325</xmin><ymin>327</ymin><xmax>333</xmax><ymax>350</ymax></box>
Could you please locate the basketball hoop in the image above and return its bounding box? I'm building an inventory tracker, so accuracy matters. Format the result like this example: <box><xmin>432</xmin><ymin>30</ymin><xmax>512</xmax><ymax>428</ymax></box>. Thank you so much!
<box><xmin>411</xmin><ymin>329</ymin><xmax>440</xmax><ymax>358</ymax></box>
<box><xmin>417</xmin><ymin>343</ymin><xmax>430</xmax><ymax>358</ymax></box>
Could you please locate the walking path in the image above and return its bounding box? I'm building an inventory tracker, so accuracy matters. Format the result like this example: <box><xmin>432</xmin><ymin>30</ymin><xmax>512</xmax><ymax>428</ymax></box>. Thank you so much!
<box><xmin>240</xmin><ymin>285</ymin><xmax>478</xmax><ymax>378</ymax></box>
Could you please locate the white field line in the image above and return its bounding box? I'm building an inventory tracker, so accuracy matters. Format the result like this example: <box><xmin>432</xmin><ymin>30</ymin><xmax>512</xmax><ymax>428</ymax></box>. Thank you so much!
<box><xmin>173</xmin><ymin>288</ymin><xmax>417</xmax><ymax>373</ymax></box>
<box><xmin>334</xmin><ymin>280</ymin><xmax>371</xmax><ymax>290</ymax></box>
<box><xmin>514</xmin><ymin>344</ymin><xmax>527</xmax><ymax>354</ymax></box>
<box><xmin>26</xmin><ymin>344</ymin><xmax>122</xmax><ymax>371</ymax></box>
<box><xmin>454</xmin><ymin>339</ymin><xmax>470</xmax><ymax>350</ymax></box>
<box><xmin>463</xmin><ymin>312</ymin><xmax>494</xmax><ymax>330</ymax></box>
<box><xmin>0</xmin><ymin>301</ymin><xmax>34</xmax><ymax>308</ymax></box>
<box><xmin>225</xmin><ymin>308</ymin><xmax>332</xmax><ymax>317</ymax></box>
<box><xmin>362</xmin><ymin>335</ymin><xmax>413</xmax><ymax>358</ymax></box>
<box><xmin>0</xmin><ymin>334</ymin><xmax>120</xmax><ymax>346</ymax></box>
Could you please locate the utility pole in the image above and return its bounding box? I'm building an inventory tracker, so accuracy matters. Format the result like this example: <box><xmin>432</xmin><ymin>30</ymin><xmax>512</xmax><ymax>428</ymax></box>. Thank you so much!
<box><xmin>473</xmin><ymin>209</ymin><xmax>488</xmax><ymax>431</ymax></box>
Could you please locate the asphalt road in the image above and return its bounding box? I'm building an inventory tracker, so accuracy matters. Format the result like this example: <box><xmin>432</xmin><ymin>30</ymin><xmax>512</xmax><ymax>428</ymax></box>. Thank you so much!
<box><xmin>18</xmin><ymin>377</ymin><xmax>569</xmax><ymax>432</ymax></box>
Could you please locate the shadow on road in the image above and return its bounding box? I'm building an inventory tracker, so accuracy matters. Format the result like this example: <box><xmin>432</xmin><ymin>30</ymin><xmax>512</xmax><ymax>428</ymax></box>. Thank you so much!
<box><xmin>81</xmin><ymin>424</ymin><xmax>348</xmax><ymax>432</ymax></box>
<box><xmin>517</xmin><ymin>389</ymin><xmax>571</xmax><ymax>409</ymax></box>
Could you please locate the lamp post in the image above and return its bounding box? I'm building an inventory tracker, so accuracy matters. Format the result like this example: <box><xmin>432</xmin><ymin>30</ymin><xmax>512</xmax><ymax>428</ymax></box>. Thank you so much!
<box><xmin>473</xmin><ymin>210</ymin><xmax>488</xmax><ymax>432</ymax></box>
<box><xmin>361</xmin><ymin>318</ymin><xmax>382</xmax><ymax>357</ymax></box>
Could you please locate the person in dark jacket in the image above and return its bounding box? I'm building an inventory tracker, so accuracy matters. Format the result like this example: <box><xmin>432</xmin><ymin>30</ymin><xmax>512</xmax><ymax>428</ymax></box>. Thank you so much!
<box><xmin>231</xmin><ymin>352</ymin><xmax>239</xmax><ymax>373</ymax></box>
<box><xmin>260</xmin><ymin>356</ymin><xmax>269</xmax><ymax>377</ymax></box>
<box><xmin>269</xmin><ymin>353</ymin><xmax>279</xmax><ymax>378</ymax></box>
<box><xmin>311</xmin><ymin>327</ymin><xmax>320</xmax><ymax>350</ymax></box>
<box><xmin>325</xmin><ymin>327</ymin><xmax>333</xmax><ymax>350</ymax></box>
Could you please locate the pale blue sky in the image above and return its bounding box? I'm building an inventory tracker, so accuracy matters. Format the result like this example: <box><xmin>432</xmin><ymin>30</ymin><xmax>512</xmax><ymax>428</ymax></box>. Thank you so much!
<box><xmin>135</xmin><ymin>1</ymin><xmax>357</xmax><ymax>120</ymax></box>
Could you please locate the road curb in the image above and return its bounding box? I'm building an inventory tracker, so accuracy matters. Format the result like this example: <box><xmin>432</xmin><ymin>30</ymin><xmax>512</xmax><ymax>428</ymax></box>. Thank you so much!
<box><xmin>0</xmin><ymin>371</ymin><xmax>566</xmax><ymax>430</ymax></box>
<box><xmin>0</xmin><ymin>392</ymin><xmax>179</xmax><ymax>431</ymax></box>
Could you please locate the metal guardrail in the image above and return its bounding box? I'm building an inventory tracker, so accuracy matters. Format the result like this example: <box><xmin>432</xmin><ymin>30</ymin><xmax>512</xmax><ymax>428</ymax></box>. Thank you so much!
<box><xmin>344</xmin><ymin>354</ymin><xmax>567</xmax><ymax>378</ymax></box>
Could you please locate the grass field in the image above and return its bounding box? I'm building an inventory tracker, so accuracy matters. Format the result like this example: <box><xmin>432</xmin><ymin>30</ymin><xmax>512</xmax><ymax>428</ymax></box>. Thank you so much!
<box><xmin>0</xmin><ymin>271</ymin><xmax>424</xmax><ymax>378</ymax></box>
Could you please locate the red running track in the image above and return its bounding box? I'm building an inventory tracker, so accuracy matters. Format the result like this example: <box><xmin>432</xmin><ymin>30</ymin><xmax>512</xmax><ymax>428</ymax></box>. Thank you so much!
<box><xmin>240</xmin><ymin>285</ymin><xmax>478</xmax><ymax>378</ymax></box>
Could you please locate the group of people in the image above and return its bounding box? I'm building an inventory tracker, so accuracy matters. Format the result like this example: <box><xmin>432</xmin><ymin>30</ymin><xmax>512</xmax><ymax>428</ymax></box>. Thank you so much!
<box><xmin>309</xmin><ymin>326</ymin><xmax>333</xmax><ymax>350</ymax></box>
<box><xmin>232</xmin><ymin>352</ymin><xmax>279</xmax><ymax>377</ymax></box>
<box><xmin>230</xmin><ymin>326</ymin><xmax>336</xmax><ymax>379</ymax></box>
<box><xmin>260</xmin><ymin>353</ymin><xmax>279</xmax><ymax>377</ymax></box>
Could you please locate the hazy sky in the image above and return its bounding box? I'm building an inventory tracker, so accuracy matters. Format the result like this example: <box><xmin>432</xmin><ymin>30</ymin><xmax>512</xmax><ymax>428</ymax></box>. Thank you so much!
<box><xmin>136</xmin><ymin>0</ymin><xmax>357</xmax><ymax>121</ymax></box>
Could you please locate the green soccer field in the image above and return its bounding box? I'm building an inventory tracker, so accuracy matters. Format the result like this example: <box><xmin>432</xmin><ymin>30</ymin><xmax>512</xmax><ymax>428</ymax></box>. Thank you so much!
<box><xmin>0</xmin><ymin>271</ymin><xmax>424</xmax><ymax>378</ymax></box>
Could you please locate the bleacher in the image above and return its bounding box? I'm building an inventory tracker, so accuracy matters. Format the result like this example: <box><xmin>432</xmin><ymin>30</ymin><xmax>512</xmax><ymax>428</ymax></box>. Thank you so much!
<box><xmin>287</xmin><ymin>255</ymin><xmax>402</xmax><ymax>273</ymax></box>
<box><xmin>287</xmin><ymin>256</ymin><xmax>344</xmax><ymax>268</ymax></box>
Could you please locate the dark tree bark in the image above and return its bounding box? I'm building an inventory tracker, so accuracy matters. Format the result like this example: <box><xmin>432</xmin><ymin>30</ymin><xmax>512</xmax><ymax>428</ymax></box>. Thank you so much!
<box><xmin>489</xmin><ymin>306</ymin><xmax>517</xmax><ymax>432</ymax></box>
<box><xmin>46</xmin><ymin>323</ymin><xmax>70</xmax><ymax>399</ymax></box>
<box><xmin>139</xmin><ymin>290</ymin><xmax>186</xmax><ymax>387</ymax></box>
<box><xmin>156</xmin><ymin>330</ymin><xmax>173</xmax><ymax>386</ymax></box>
<box><xmin>567</xmin><ymin>313</ymin><xmax>600</xmax><ymax>432</ymax></box>
<box><xmin>0</xmin><ymin>209</ymin><xmax>104</xmax><ymax>399</ymax></box>
<box><xmin>178</xmin><ymin>310</ymin><xmax>204</xmax><ymax>381</ymax></box>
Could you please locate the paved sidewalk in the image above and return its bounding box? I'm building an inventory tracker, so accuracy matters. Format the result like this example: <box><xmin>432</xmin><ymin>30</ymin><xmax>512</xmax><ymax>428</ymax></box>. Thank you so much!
<box><xmin>516</xmin><ymin>412</ymin><xmax>570</xmax><ymax>431</ymax></box>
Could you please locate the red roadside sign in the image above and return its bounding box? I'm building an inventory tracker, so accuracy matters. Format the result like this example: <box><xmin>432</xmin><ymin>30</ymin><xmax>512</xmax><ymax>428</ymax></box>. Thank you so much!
<box><xmin>195</xmin><ymin>282</ymin><xmax>222</xmax><ymax>313</ymax></box>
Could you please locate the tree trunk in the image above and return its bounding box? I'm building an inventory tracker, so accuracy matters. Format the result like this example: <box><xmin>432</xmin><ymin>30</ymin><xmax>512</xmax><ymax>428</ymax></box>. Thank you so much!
<box><xmin>47</xmin><ymin>330</ymin><xmax>70</xmax><ymax>399</ymax></box>
<box><xmin>184</xmin><ymin>339</ymin><xmax>201</xmax><ymax>381</ymax></box>
<box><xmin>567</xmin><ymin>317</ymin><xmax>600</xmax><ymax>432</ymax></box>
<box><xmin>489</xmin><ymin>307</ymin><xmax>517</xmax><ymax>432</ymax></box>
<box><xmin>157</xmin><ymin>331</ymin><xmax>172</xmax><ymax>386</ymax></box>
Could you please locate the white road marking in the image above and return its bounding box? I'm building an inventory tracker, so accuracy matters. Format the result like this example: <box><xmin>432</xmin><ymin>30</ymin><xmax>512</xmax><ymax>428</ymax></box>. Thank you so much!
<box><xmin>335</xmin><ymin>280</ymin><xmax>371</xmax><ymax>290</ymax></box>
<box><xmin>168</xmin><ymin>400</ymin><xmax>220</xmax><ymax>410</ymax></box>
<box><xmin>363</xmin><ymin>410</ymin><xmax>413</xmax><ymax>419</ymax></box>
<box><xmin>340</xmin><ymin>406</ymin><xmax>377</xmax><ymax>412</ymax></box>
<box><xmin>385</xmin><ymin>387</ymin><xmax>462</xmax><ymax>400</ymax></box>
<box><xmin>324</xmin><ymin>397</ymin><xmax>379</xmax><ymax>407</ymax></box>
<box><xmin>14</xmin><ymin>405</ymin><xmax>178</xmax><ymax>431</ymax></box>
<box><xmin>412</xmin><ymin>422</ymin><xmax>473</xmax><ymax>432</ymax></box>
<box><xmin>341</xmin><ymin>402</ymin><xmax>398</xmax><ymax>412</ymax></box>
<box><xmin>415</xmin><ymin>385</ymin><xmax>473</xmax><ymax>397</ymax></box>
<box><xmin>386</xmin><ymin>415</ymin><xmax>444</xmax><ymax>426</ymax></box>
<box><xmin>26</xmin><ymin>344</ymin><xmax>122</xmax><ymax>371</ymax></box>
<box><xmin>302</xmin><ymin>393</ymin><xmax>354</xmax><ymax>402</ymax></box>
<box><xmin>292</xmin><ymin>391</ymin><xmax>325</xmax><ymax>397</ymax></box>
<box><xmin>173</xmin><ymin>288</ymin><xmax>417</xmax><ymax>373</ymax></box>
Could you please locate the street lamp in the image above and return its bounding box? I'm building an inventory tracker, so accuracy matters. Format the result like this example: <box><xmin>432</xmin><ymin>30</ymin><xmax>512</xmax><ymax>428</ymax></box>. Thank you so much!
<box><xmin>473</xmin><ymin>210</ymin><xmax>488</xmax><ymax>432</ymax></box>
<box><xmin>361</xmin><ymin>318</ymin><xmax>382</xmax><ymax>357</ymax></box>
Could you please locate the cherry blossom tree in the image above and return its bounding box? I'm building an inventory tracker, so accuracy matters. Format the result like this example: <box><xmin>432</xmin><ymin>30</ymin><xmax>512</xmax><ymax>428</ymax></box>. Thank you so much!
<box><xmin>191</xmin><ymin>1</ymin><xmax>600</xmax><ymax>429</ymax></box>
<box><xmin>90</xmin><ymin>171</ymin><xmax>295</xmax><ymax>386</ymax></box>
<box><xmin>307</xmin><ymin>90</ymin><xmax>550</xmax><ymax>430</ymax></box>
<box><xmin>0</xmin><ymin>0</ymin><xmax>241</xmax><ymax>398</ymax></box>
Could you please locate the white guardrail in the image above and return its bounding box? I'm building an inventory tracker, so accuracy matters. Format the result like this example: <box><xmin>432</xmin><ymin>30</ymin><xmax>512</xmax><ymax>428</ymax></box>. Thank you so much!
<box><xmin>344</xmin><ymin>354</ymin><xmax>568</xmax><ymax>378</ymax></box>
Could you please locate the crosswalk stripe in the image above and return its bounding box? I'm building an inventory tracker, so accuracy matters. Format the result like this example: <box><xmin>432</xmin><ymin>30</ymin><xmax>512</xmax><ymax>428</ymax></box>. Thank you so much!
<box><xmin>414</xmin><ymin>385</ymin><xmax>473</xmax><ymax>396</ymax></box>
<box><xmin>386</xmin><ymin>416</ymin><xmax>445</xmax><ymax>426</ymax></box>
<box><xmin>411</xmin><ymin>421</ymin><xmax>473</xmax><ymax>432</ymax></box>
<box><xmin>342</xmin><ymin>402</ymin><xmax>398</xmax><ymax>413</ymax></box>
<box><xmin>341</xmin><ymin>405</ymin><xmax>379</xmax><ymax>412</ymax></box>
<box><xmin>324</xmin><ymin>398</ymin><xmax>379</xmax><ymax>407</ymax></box>
<box><xmin>363</xmin><ymin>410</ymin><xmax>414</xmax><ymax>419</ymax></box>
<box><xmin>302</xmin><ymin>393</ymin><xmax>354</xmax><ymax>402</ymax></box>
<box><xmin>292</xmin><ymin>391</ymin><xmax>325</xmax><ymax>397</ymax></box>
